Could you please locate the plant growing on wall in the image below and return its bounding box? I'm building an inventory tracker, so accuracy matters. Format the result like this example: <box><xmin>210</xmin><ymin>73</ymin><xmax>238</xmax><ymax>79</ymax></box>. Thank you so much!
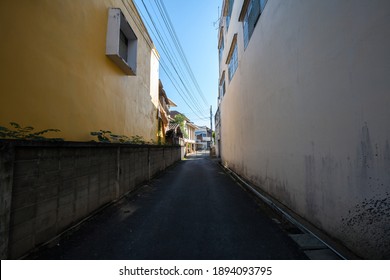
<box><xmin>126</xmin><ymin>135</ymin><xmax>146</xmax><ymax>145</ymax></box>
<box><xmin>90</xmin><ymin>130</ymin><xmax>150</xmax><ymax>145</ymax></box>
<box><xmin>173</xmin><ymin>114</ymin><xmax>188</xmax><ymax>139</ymax></box>
<box><xmin>0</xmin><ymin>122</ymin><xmax>63</xmax><ymax>141</ymax></box>
<box><xmin>90</xmin><ymin>130</ymin><xmax>112</xmax><ymax>143</ymax></box>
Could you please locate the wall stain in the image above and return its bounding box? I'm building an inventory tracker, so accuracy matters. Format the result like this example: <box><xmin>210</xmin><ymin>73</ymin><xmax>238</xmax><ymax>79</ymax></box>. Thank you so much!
<box><xmin>341</xmin><ymin>192</ymin><xmax>390</xmax><ymax>259</ymax></box>
<box><xmin>359</xmin><ymin>123</ymin><xmax>374</xmax><ymax>183</ymax></box>
<box><xmin>228</xmin><ymin>122</ymin><xmax>390</xmax><ymax>259</ymax></box>
<box><xmin>304</xmin><ymin>154</ymin><xmax>321</xmax><ymax>224</ymax></box>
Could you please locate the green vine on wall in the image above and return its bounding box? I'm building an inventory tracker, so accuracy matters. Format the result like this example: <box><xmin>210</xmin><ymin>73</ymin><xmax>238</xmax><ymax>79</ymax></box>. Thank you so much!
<box><xmin>173</xmin><ymin>114</ymin><xmax>188</xmax><ymax>139</ymax></box>
<box><xmin>90</xmin><ymin>130</ymin><xmax>156</xmax><ymax>145</ymax></box>
<box><xmin>0</xmin><ymin>122</ymin><xmax>63</xmax><ymax>141</ymax></box>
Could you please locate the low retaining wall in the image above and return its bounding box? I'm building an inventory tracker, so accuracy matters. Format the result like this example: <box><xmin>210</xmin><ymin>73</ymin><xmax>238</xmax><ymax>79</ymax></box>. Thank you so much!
<box><xmin>0</xmin><ymin>140</ymin><xmax>181</xmax><ymax>259</ymax></box>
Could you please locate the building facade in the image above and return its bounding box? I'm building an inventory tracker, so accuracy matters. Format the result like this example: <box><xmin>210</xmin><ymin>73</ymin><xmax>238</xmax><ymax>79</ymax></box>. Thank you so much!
<box><xmin>168</xmin><ymin>111</ymin><xmax>197</xmax><ymax>155</ymax></box>
<box><xmin>0</xmin><ymin>0</ymin><xmax>160</xmax><ymax>142</ymax></box>
<box><xmin>158</xmin><ymin>80</ymin><xmax>176</xmax><ymax>144</ymax></box>
<box><xmin>195</xmin><ymin>126</ymin><xmax>212</xmax><ymax>150</ymax></box>
<box><xmin>217</xmin><ymin>0</ymin><xmax>390</xmax><ymax>259</ymax></box>
<box><xmin>185</xmin><ymin>122</ymin><xmax>198</xmax><ymax>154</ymax></box>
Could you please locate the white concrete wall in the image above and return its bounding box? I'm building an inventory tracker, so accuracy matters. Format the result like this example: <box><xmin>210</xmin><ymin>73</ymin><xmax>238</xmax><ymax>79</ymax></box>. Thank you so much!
<box><xmin>219</xmin><ymin>0</ymin><xmax>390</xmax><ymax>259</ymax></box>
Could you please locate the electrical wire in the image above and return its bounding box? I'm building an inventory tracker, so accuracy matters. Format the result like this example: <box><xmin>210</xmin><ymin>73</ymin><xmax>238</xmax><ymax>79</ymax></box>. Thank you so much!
<box><xmin>156</xmin><ymin>0</ymin><xmax>209</xmax><ymax>107</ymax></box>
<box><xmin>134</xmin><ymin>0</ymin><xmax>210</xmax><ymax>121</ymax></box>
<box><xmin>137</xmin><ymin>0</ymin><xmax>206</xmax><ymax>119</ymax></box>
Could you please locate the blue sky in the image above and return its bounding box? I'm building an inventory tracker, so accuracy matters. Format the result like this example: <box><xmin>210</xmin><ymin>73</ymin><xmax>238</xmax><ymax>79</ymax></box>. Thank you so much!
<box><xmin>133</xmin><ymin>0</ymin><xmax>222</xmax><ymax>128</ymax></box>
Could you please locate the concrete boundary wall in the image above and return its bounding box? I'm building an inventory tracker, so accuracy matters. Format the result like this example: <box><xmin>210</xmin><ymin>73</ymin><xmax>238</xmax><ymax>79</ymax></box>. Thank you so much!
<box><xmin>0</xmin><ymin>140</ymin><xmax>181</xmax><ymax>259</ymax></box>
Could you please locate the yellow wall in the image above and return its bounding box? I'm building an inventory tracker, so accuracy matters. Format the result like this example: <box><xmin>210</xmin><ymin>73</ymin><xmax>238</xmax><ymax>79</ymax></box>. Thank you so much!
<box><xmin>0</xmin><ymin>0</ymin><xmax>159</xmax><ymax>142</ymax></box>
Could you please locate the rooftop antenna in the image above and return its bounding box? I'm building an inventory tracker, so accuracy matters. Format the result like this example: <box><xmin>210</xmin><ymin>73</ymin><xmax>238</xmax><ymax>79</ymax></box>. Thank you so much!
<box><xmin>213</xmin><ymin>6</ymin><xmax>221</xmax><ymax>28</ymax></box>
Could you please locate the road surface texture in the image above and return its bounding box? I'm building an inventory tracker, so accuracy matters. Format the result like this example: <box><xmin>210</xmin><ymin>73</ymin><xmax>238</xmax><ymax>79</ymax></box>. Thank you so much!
<box><xmin>27</xmin><ymin>151</ymin><xmax>308</xmax><ymax>260</ymax></box>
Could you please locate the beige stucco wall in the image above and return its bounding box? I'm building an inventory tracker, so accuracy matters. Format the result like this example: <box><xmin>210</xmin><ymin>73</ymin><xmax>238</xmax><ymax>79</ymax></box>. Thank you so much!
<box><xmin>0</xmin><ymin>0</ymin><xmax>159</xmax><ymax>142</ymax></box>
<box><xmin>219</xmin><ymin>0</ymin><xmax>390</xmax><ymax>259</ymax></box>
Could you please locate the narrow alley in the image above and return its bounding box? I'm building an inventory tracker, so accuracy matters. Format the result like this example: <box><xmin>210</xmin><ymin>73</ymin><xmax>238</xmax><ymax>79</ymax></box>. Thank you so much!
<box><xmin>27</xmin><ymin>152</ymin><xmax>308</xmax><ymax>260</ymax></box>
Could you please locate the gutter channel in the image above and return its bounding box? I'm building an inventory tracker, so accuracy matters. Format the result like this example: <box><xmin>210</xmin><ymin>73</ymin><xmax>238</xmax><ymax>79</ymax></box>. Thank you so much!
<box><xmin>222</xmin><ymin>164</ymin><xmax>347</xmax><ymax>260</ymax></box>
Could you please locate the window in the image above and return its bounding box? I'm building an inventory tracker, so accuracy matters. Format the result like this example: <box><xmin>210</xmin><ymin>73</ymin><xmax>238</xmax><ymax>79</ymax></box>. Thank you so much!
<box><xmin>219</xmin><ymin>40</ymin><xmax>224</xmax><ymax>63</ymax></box>
<box><xmin>239</xmin><ymin>0</ymin><xmax>268</xmax><ymax>48</ymax></box>
<box><xmin>220</xmin><ymin>79</ymin><xmax>226</xmax><ymax>97</ymax></box>
<box><xmin>218</xmin><ymin>28</ymin><xmax>224</xmax><ymax>63</ymax></box>
<box><xmin>224</xmin><ymin>0</ymin><xmax>234</xmax><ymax>30</ymax></box>
<box><xmin>243</xmin><ymin>0</ymin><xmax>260</xmax><ymax>48</ymax></box>
<box><xmin>119</xmin><ymin>30</ymin><xmax>128</xmax><ymax>61</ymax></box>
<box><xmin>106</xmin><ymin>8</ymin><xmax>137</xmax><ymax>75</ymax></box>
<box><xmin>219</xmin><ymin>71</ymin><xmax>226</xmax><ymax>99</ymax></box>
<box><xmin>228</xmin><ymin>43</ymin><xmax>238</xmax><ymax>81</ymax></box>
<box><xmin>226</xmin><ymin>34</ymin><xmax>238</xmax><ymax>81</ymax></box>
<box><xmin>260</xmin><ymin>0</ymin><xmax>268</xmax><ymax>12</ymax></box>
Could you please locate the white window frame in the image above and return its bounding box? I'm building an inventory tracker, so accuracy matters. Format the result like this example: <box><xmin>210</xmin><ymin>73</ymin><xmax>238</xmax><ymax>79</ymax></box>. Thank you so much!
<box><xmin>106</xmin><ymin>8</ymin><xmax>137</xmax><ymax>75</ymax></box>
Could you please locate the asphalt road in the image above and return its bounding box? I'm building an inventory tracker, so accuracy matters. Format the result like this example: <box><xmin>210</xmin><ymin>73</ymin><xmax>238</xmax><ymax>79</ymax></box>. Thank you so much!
<box><xmin>29</xmin><ymin>151</ymin><xmax>307</xmax><ymax>260</ymax></box>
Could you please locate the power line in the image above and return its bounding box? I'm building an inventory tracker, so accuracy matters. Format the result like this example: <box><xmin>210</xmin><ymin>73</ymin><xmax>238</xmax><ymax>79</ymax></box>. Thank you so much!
<box><xmin>134</xmin><ymin>0</ymin><xmax>210</xmax><ymax>121</ymax></box>
<box><xmin>156</xmin><ymin>0</ymin><xmax>209</xmax><ymax>107</ymax></box>
<box><xmin>152</xmin><ymin>0</ymin><xmax>207</xmax><ymax>113</ymax></box>
<box><xmin>139</xmin><ymin>0</ymin><xmax>206</xmax><ymax>116</ymax></box>
<box><xmin>160</xmin><ymin>61</ymin><xmax>205</xmax><ymax>120</ymax></box>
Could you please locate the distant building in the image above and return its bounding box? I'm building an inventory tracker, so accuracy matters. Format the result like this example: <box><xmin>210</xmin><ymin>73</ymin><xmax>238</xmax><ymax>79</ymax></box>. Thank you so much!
<box><xmin>158</xmin><ymin>80</ymin><xmax>176</xmax><ymax>144</ymax></box>
<box><xmin>195</xmin><ymin>126</ymin><xmax>212</xmax><ymax>150</ymax></box>
<box><xmin>217</xmin><ymin>0</ymin><xmax>390</xmax><ymax>259</ymax></box>
<box><xmin>185</xmin><ymin>122</ymin><xmax>198</xmax><ymax>154</ymax></box>
<box><xmin>0</xmin><ymin>0</ymin><xmax>160</xmax><ymax>142</ymax></box>
<box><xmin>167</xmin><ymin>111</ymin><xmax>198</xmax><ymax>154</ymax></box>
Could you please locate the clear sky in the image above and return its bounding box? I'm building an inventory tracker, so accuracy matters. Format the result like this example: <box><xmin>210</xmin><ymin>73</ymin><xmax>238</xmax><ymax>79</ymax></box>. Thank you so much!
<box><xmin>133</xmin><ymin>0</ymin><xmax>222</xmax><ymax>128</ymax></box>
